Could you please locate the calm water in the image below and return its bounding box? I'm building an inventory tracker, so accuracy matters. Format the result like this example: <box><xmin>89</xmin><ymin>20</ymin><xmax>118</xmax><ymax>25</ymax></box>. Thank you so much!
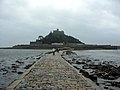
<box><xmin>75</xmin><ymin>50</ymin><xmax>120</xmax><ymax>66</ymax></box>
<box><xmin>0</xmin><ymin>49</ymin><xmax>48</xmax><ymax>89</ymax></box>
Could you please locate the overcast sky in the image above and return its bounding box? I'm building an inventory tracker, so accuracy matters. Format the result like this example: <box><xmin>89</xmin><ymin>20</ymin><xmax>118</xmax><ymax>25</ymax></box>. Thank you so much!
<box><xmin>0</xmin><ymin>0</ymin><xmax>120</xmax><ymax>47</ymax></box>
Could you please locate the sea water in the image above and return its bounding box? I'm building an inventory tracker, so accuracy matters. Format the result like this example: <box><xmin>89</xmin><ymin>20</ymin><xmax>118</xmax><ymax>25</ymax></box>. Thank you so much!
<box><xmin>0</xmin><ymin>49</ymin><xmax>48</xmax><ymax>89</ymax></box>
<box><xmin>74</xmin><ymin>50</ymin><xmax>120</xmax><ymax>90</ymax></box>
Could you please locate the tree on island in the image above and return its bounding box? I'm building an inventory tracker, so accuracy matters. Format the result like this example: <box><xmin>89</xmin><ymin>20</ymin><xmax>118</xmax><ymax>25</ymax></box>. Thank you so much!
<box><xmin>38</xmin><ymin>35</ymin><xmax>43</xmax><ymax>40</ymax></box>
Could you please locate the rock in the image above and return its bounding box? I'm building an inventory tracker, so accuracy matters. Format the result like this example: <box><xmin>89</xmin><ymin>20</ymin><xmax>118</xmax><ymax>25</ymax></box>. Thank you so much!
<box><xmin>104</xmin><ymin>86</ymin><xmax>108</xmax><ymax>89</ymax></box>
<box><xmin>94</xmin><ymin>59</ymin><xmax>99</xmax><ymax>61</ymax></box>
<box><xmin>24</xmin><ymin>64</ymin><xmax>33</xmax><ymax>69</ymax></box>
<box><xmin>66</xmin><ymin>60</ymin><xmax>72</xmax><ymax>64</ymax></box>
<box><xmin>16</xmin><ymin>60</ymin><xmax>24</xmax><ymax>64</ymax></box>
<box><xmin>86</xmin><ymin>63</ymin><xmax>120</xmax><ymax>80</ymax></box>
<box><xmin>88</xmin><ymin>74</ymin><xmax>97</xmax><ymax>82</ymax></box>
<box><xmin>86</xmin><ymin>60</ymin><xmax>92</xmax><ymax>63</ymax></box>
<box><xmin>82</xmin><ymin>65</ymin><xmax>89</xmax><ymax>69</ymax></box>
<box><xmin>94</xmin><ymin>70</ymin><xmax>104</xmax><ymax>76</ymax></box>
<box><xmin>111</xmin><ymin>82</ymin><xmax>120</xmax><ymax>87</ymax></box>
<box><xmin>18</xmin><ymin>71</ymin><xmax>23</xmax><ymax>74</ymax></box>
<box><xmin>104</xmin><ymin>65</ymin><xmax>115</xmax><ymax>72</ymax></box>
<box><xmin>1</xmin><ymin>68</ymin><xmax>7</xmax><ymax>72</ymax></box>
<box><xmin>106</xmin><ymin>81</ymin><xmax>120</xmax><ymax>88</ymax></box>
<box><xmin>25</xmin><ymin>57</ymin><xmax>29</xmax><ymax>60</ymax></box>
<box><xmin>105</xmin><ymin>83</ymin><xmax>111</xmax><ymax>86</ymax></box>
<box><xmin>11</xmin><ymin>64</ymin><xmax>19</xmax><ymax>68</ymax></box>
<box><xmin>72</xmin><ymin>58</ymin><xmax>77</xmax><ymax>61</ymax></box>
<box><xmin>96</xmin><ymin>83</ymin><xmax>99</xmax><ymax>86</ymax></box>
<box><xmin>89</xmin><ymin>64</ymin><xmax>101</xmax><ymax>69</ymax></box>
<box><xmin>36</xmin><ymin>57</ymin><xmax>41</xmax><ymax>60</ymax></box>
<box><xmin>12</xmin><ymin>64</ymin><xmax>16</xmax><ymax>65</ymax></box>
<box><xmin>2</xmin><ymin>71</ymin><xmax>8</xmax><ymax>75</ymax></box>
<box><xmin>79</xmin><ymin>69</ymin><xmax>89</xmax><ymax>78</ymax></box>
<box><xmin>117</xmin><ymin>66</ymin><xmax>120</xmax><ymax>72</ymax></box>
<box><xmin>79</xmin><ymin>69</ymin><xmax>97</xmax><ymax>82</ymax></box>
<box><xmin>62</xmin><ymin>50</ymin><xmax>77</xmax><ymax>55</ymax></box>
<box><xmin>12</xmin><ymin>70</ymin><xmax>17</xmax><ymax>73</ymax></box>
<box><xmin>76</xmin><ymin>61</ymin><xmax>85</xmax><ymax>64</ymax></box>
<box><xmin>73</xmin><ymin>66</ymin><xmax>79</xmax><ymax>69</ymax></box>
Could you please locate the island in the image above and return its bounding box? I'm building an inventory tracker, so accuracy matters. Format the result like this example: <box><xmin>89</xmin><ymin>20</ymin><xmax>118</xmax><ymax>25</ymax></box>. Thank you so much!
<box><xmin>11</xmin><ymin>29</ymin><xmax>118</xmax><ymax>50</ymax></box>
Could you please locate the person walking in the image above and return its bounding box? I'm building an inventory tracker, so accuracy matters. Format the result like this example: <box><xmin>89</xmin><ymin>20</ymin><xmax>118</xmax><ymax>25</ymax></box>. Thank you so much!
<box><xmin>52</xmin><ymin>48</ymin><xmax>55</xmax><ymax>55</ymax></box>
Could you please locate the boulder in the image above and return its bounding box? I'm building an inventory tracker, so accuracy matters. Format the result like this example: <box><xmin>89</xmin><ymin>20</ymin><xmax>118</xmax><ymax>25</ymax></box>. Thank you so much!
<box><xmin>18</xmin><ymin>71</ymin><xmax>23</xmax><ymax>74</ymax></box>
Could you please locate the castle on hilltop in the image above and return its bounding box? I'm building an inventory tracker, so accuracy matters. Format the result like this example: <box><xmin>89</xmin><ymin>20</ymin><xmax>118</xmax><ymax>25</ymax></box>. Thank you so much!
<box><xmin>12</xmin><ymin>29</ymin><xmax>118</xmax><ymax>50</ymax></box>
<box><xmin>30</xmin><ymin>29</ymin><xmax>84</xmax><ymax>46</ymax></box>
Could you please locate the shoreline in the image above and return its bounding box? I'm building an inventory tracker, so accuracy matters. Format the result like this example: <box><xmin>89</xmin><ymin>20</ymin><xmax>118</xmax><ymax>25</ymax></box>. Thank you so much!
<box><xmin>0</xmin><ymin>44</ymin><xmax>119</xmax><ymax>50</ymax></box>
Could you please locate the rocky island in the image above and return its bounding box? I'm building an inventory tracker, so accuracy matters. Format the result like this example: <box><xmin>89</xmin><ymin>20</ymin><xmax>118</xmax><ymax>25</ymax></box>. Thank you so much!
<box><xmin>12</xmin><ymin>29</ymin><xmax>117</xmax><ymax>50</ymax></box>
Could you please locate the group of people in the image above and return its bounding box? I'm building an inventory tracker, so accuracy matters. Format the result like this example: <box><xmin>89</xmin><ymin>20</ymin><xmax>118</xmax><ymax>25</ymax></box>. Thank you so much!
<box><xmin>52</xmin><ymin>48</ymin><xmax>59</xmax><ymax>55</ymax></box>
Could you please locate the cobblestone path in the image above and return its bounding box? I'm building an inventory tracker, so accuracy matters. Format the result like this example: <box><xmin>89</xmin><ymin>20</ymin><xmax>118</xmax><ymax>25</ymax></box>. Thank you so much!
<box><xmin>7</xmin><ymin>53</ymin><xmax>100</xmax><ymax>90</ymax></box>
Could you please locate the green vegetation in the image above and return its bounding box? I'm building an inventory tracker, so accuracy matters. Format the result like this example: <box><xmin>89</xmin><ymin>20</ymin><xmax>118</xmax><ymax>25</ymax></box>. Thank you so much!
<box><xmin>39</xmin><ymin>29</ymin><xmax>84</xmax><ymax>44</ymax></box>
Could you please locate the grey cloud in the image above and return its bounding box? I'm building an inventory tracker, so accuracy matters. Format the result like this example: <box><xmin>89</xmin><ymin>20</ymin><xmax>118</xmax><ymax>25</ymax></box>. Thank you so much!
<box><xmin>0</xmin><ymin>0</ymin><xmax>120</xmax><ymax>47</ymax></box>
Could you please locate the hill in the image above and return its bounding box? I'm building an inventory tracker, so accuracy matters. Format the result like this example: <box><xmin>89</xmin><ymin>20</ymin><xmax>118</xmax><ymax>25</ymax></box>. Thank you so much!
<box><xmin>12</xmin><ymin>29</ymin><xmax>118</xmax><ymax>50</ymax></box>
<box><xmin>38</xmin><ymin>29</ymin><xmax>84</xmax><ymax>44</ymax></box>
